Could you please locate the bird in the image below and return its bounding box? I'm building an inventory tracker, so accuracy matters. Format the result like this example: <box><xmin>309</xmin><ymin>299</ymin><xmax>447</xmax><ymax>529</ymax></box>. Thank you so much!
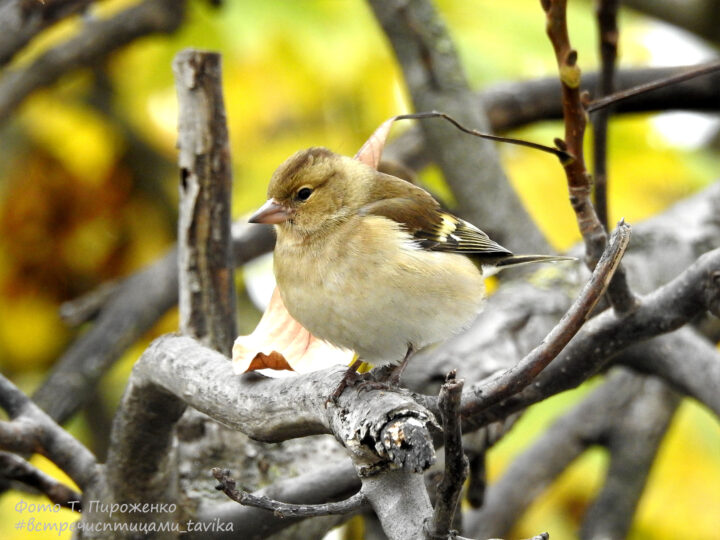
<box><xmin>249</xmin><ymin>147</ymin><xmax>572</xmax><ymax>399</ymax></box>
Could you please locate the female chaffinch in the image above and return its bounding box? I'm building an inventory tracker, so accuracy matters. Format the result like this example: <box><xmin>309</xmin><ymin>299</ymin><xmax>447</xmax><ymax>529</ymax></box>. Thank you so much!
<box><xmin>249</xmin><ymin>147</ymin><xmax>571</xmax><ymax>393</ymax></box>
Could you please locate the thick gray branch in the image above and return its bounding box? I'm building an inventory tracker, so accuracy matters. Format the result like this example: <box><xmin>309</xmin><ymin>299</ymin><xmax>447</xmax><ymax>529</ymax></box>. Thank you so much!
<box><xmin>620</xmin><ymin>326</ymin><xmax>720</xmax><ymax>412</ymax></box>
<box><xmin>362</xmin><ymin>470</ymin><xmax>433</xmax><ymax>540</ymax></box>
<box><xmin>124</xmin><ymin>335</ymin><xmax>437</xmax><ymax>468</ymax></box>
<box><xmin>100</xmin><ymin>335</ymin><xmax>438</xmax><ymax>538</ymax></box>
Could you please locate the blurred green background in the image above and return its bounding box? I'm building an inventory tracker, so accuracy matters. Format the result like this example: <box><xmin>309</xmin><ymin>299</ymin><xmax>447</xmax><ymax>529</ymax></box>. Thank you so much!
<box><xmin>0</xmin><ymin>1</ymin><xmax>718</xmax><ymax>539</ymax></box>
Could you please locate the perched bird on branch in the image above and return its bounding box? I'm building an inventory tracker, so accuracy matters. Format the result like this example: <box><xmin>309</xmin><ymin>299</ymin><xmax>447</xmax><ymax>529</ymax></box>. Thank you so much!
<box><xmin>249</xmin><ymin>147</ymin><xmax>571</xmax><ymax>399</ymax></box>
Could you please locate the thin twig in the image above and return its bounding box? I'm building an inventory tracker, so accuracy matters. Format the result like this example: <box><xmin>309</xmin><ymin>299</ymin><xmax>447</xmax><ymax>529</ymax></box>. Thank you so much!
<box><xmin>196</xmin><ymin>463</ymin><xmax>362</xmax><ymax>538</ymax></box>
<box><xmin>542</xmin><ymin>0</ymin><xmax>637</xmax><ymax>314</ymax></box>
<box><xmin>0</xmin><ymin>451</ymin><xmax>82</xmax><ymax>510</ymax></box>
<box><xmin>587</xmin><ymin>60</ymin><xmax>720</xmax><ymax>112</ymax></box>
<box><xmin>425</xmin><ymin>371</ymin><xmax>467</xmax><ymax>540</ymax></box>
<box><xmin>387</xmin><ymin>65</ymin><xmax>720</xmax><ymax>169</ymax></box>
<box><xmin>212</xmin><ymin>468</ymin><xmax>366</xmax><ymax>518</ymax></box>
<box><xmin>466</xmin><ymin>221</ymin><xmax>630</xmax><ymax>413</ymax></box>
<box><xmin>59</xmin><ymin>280</ymin><xmax>119</xmax><ymax>326</ymax></box>
<box><xmin>592</xmin><ymin>0</ymin><xmax>620</xmax><ymax>230</ymax></box>
<box><xmin>394</xmin><ymin>112</ymin><xmax>571</xmax><ymax>161</ymax></box>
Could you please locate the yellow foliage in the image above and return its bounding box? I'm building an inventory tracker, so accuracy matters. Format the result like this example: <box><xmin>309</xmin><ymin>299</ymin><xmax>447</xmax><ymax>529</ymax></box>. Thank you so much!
<box><xmin>631</xmin><ymin>401</ymin><xmax>720</xmax><ymax>540</ymax></box>
<box><xmin>118</xmin><ymin>197</ymin><xmax>174</xmax><ymax>273</ymax></box>
<box><xmin>21</xmin><ymin>95</ymin><xmax>121</xmax><ymax>185</ymax></box>
<box><xmin>0</xmin><ymin>295</ymin><xmax>67</xmax><ymax>371</ymax></box>
<box><xmin>60</xmin><ymin>216</ymin><xmax>119</xmax><ymax>275</ymax></box>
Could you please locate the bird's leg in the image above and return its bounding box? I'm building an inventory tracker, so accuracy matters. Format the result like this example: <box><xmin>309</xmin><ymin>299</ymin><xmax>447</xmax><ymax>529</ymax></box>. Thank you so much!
<box><xmin>362</xmin><ymin>345</ymin><xmax>415</xmax><ymax>389</ymax></box>
<box><xmin>327</xmin><ymin>358</ymin><xmax>364</xmax><ymax>405</ymax></box>
<box><xmin>387</xmin><ymin>344</ymin><xmax>415</xmax><ymax>386</ymax></box>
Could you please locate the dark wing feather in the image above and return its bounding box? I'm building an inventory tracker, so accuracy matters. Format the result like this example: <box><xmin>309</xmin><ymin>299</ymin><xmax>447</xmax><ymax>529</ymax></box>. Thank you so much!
<box><xmin>358</xmin><ymin>186</ymin><xmax>512</xmax><ymax>260</ymax></box>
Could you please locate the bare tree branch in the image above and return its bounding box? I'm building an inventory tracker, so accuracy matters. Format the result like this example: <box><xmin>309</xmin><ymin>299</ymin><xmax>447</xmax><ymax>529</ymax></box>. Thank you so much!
<box><xmin>59</xmin><ymin>279</ymin><xmax>119</xmax><ymax>326</ymax></box>
<box><xmin>470</xmin><ymin>221</ymin><xmax>629</xmax><ymax>412</ymax></box>
<box><xmin>367</xmin><ymin>0</ymin><xmax>551</xmax><ymax>253</ymax></box>
<box><xmin>0</xmin><ymin>374</ymin><xmax>98</xmax><ymax>490</ymax></box>
<box><xmin>195</xmin><ymin>463</ymin><xmax>362</xmax><ymax>539</ymax></box>
<box><xmin>86</xmin><ymin>48</ymin><xmax>239</xmax><ymax>536</ymax></box>
<box><xmin>0</xmin><ymin>0</ymin><xmax>94</xmax><ymax>66</ymax></box>
<box><xmin>465</xmin><ymin>370</ymin><xmax>676</xmax><ymax>538</ymax></box>
<box><xmin>174</xmin><ymin>48</ymin><xmax>236</xmax><ymax>355</ymax></box>
<box><xmin>588</xmin><ymin>61</ymin><xmax>720</xmax><ymax>113</ymax></box>
<box><xmin>542</xmin><ymin>0</ymin><xmax>637</xmax><ymax>314</ymax></box>
<box><xmin>110</xmin><ymin>335</ymin><xmax>438</xmax><ymax>538</ymax></box>
<box><xmin>0</xmin><ymin>451</ymin><xmax>81</xmax><ymax>509</ymax></box>
<box><xmin>461</xmin><ymin>246</ymin><xmax>720</xmax><ymax>428</ymax></box>
<box><xmin>591</xmin><ymin>0</ymin><xmax>620</xmax><ymax>230</ymax></box>
<box><xmin>619</xmin><ymin>327</ymin><xmax>720</xmax><ymax>417</ymax></box>
<box><xmin>0</xmin><ymin>0</ymin><xmax>186</xmax><ymax>125</ymax></box>
<box><xmin>362</xmin><ymin>470</ymin><xmax>433</xmax><ymax>540</ymax></box>
<box><xmin>126</xmin><ymin>335</ymin><xmax>437</xmax><ymax>455</ymax></box>
<box><xmin>425</xmin><ymin>372</ymin><xmax>467</xmax><ymax>540</ymax></box>
<box><xmin>581</xmin><ymin>375</ymin><xmax>678</xmax><ymax>539</ymax></box>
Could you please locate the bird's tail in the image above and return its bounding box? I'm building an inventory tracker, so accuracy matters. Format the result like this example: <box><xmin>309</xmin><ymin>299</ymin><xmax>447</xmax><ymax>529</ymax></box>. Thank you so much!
<box><xmin>494</xmin><ymin>254</ymin><xmax>577</xmax><ymax>269</ymax></box>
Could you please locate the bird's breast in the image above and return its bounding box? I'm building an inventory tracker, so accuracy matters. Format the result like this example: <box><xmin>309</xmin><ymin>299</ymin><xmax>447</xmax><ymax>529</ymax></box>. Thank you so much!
<box><xmin>272</xmin><ymin>216</ymin><xmax>486</xmax><ymax>365</ymax></box>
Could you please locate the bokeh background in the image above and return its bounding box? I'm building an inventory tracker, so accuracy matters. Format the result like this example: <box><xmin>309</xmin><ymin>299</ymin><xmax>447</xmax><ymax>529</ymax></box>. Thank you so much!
<box><xmin>0</xmin><ymin>1</ymin><xmax>718</xmax><ymax>538</ymax></box>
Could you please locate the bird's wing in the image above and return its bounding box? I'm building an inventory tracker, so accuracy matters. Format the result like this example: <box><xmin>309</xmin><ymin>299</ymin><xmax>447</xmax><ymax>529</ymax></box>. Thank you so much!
<box><xmin>358</xmin><ymin>196</ymin><xmax>513</xmax><ymax>258</ymax></box>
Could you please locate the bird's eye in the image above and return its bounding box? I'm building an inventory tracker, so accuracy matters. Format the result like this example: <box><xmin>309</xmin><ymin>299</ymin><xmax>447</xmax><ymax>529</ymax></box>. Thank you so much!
<box><xmin>296</xmin><ymin>187</ymin><xmax>313</xmax><ymax>201</ymax></box>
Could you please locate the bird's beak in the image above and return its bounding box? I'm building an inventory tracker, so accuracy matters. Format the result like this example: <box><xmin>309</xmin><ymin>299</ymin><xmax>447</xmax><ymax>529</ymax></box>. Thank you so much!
<box><xmin>248</xmin><ymin>198</ymin><xmax>292</xmax><ymax>224</ymax></box>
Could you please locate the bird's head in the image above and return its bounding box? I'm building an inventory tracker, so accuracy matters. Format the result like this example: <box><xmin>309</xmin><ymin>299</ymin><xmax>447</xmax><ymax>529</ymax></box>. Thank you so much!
<box><xmin>249</xmin><ymin>147</ymin><xmax>372</xmax><ymax>238</ymax></box>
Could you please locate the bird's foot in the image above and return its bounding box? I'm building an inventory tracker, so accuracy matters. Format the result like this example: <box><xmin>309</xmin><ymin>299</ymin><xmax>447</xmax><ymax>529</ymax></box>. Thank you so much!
<box><xmin>325</xmin><ymin>365</ymin><xmax>398</xmax><ymax>406</ymax></box>
<box><xmin>326</xmin><ymin>353</ymin><xmax>413</xmax><ymax>406</ymax></box>
<box><xmin>326</xmin><ymin>363</ymin><xmax>362</xmax><ymax>407</ymax></box>
<box><xmin>354</xmin><ymin>365</ymin><xmax>401</xmax><ymax>393</ymax></box>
